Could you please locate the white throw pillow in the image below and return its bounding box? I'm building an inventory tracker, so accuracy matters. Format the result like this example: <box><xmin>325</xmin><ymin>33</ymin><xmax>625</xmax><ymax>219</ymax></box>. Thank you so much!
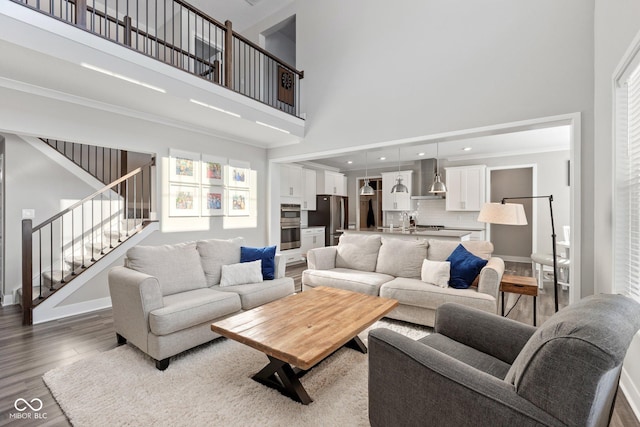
<box><xmin>375</xmin><ymin>237</ymin><xmax>428</xmax><ymax>278</ymax></box>
<box><xmin>421</xmin><ymin>259</ymin><xmax>450</xmax><ymax>288</ymax></box>
<box><xmin>220</xmin><ymin>260</ymin><xmax>263</xmax><ymax>287</ymax></box>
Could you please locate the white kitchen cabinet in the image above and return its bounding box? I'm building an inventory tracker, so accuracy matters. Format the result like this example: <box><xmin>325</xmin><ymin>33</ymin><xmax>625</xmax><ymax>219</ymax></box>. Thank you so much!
<box><xmin>280</xmin><ymin>164</ymin><xmax>303</xmax><ymax>198</ymax></box>
<box><xmin>300</xmin><ymin>227</ymin><xmax>325</xmax><ymax>258</ymax></box>
<box><xmin>381</xmin><ymin>170</ymin><xmax>413</xmax><ymax>211</ymax></box>
<box><xmin>316</xmin><ymin>170</ymin><xmax>346</xmax><ymax>196</ymax></box>
<box><xmin>445</xmin><ymin>165</ymin><xmax>486</xmax><ymax>211</ymax></box>
<box><xmin>302</xmin><ymin>169</ymin><xmax>317</xmax><ymax>211</ymax></box>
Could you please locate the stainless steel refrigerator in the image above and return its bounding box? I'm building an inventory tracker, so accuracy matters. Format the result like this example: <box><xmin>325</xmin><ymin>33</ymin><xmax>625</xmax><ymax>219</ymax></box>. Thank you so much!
<box><xmin>308</xmin><ymin>195</ymin><xmax>349</xmax><ymax>246</ymax></box>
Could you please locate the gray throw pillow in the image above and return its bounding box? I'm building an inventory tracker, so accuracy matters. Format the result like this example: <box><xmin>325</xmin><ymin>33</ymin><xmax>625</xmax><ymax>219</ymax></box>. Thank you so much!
<box><xmin>335</xmin><ymin>234</ymin><xmax>381</xmax><ymax>272</ymax></box>
<box><xmin>197</xmin><ymin>237</ymin><xmax>244</xmax><ymax>286</ymax></box>
<box><xmin>375</xmin><ymin>237</ymin><xmax>428</xmax><ymax>278</ymax></box>
<box><xmin>126</xmin><ymin>242</ymin><xmax>207</xmax><ymax>296</ymax></box>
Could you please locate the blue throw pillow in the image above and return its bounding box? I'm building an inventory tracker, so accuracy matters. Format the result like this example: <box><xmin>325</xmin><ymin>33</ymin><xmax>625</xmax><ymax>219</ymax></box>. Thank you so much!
<box><xmin>446</xmin><ymin>244</ymin><xmax>488</xmax><ymax>289</ymax></box>
<box><xmin>240</xmin><ymin>246</ymin><xmax>277</xmax><ymax>280</ymax></box>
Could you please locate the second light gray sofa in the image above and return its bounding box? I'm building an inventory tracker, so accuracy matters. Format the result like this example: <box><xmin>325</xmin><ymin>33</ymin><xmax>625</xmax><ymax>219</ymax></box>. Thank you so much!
<box><xmin>108</xmin><ymin>237</ymin><xmax>294</xmax><ymax>370</ymax></box>
<box><xmin>302</xmin><ymin>234</ymin><xmax>504</xmax><ymax>327</ymax></box>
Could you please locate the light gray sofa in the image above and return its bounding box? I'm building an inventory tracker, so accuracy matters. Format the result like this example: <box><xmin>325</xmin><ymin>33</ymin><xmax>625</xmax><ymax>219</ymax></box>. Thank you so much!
<box><xmin>302</xmin><ymin>234</ymin><xmax>504</xmax><ymax>327</ymax></box>
<box><xmin>369</xmin><ymin>294</ymin><xmax>640</xmax><ymax>426</ymax></box>
<box><xmin>108</xmin><ymin>237</ymin><xmax>294</xmax><ymax>370</ymax></box>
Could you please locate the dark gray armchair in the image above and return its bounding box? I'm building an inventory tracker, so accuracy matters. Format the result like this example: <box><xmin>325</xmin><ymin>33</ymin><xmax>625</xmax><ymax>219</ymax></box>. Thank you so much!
<box><xmin>369</xmin><ymin>294</ymin><xmax>640</xmax><ymax>427</ymax></box>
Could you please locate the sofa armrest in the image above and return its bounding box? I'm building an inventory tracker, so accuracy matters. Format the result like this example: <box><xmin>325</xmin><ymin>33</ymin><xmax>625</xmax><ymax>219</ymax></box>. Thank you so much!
<box><xmin>434</xmin><ymin>303</ymin><xmax>537</xmax><ymax>364</ymax></box>
<box><xmin>108</xmin><ymin>266</ymin><xmax>164</xmax><ymax>352</ymax></box>
<box><xmin>368</xmin><ymin>328</ymin><xmax>560</xmax><ymax>427</ymax></box>
<box><xmin>274</xmin><ymin>254</ymin><xmax>286</xmax><ymax>279</ymax></box>
<box><xmin>306</xmin><ymin>246</ymin><xmax>337</xmax><ymax>270</ymax></box>
<box><xmin>477</xmin><ymin>256</ymin><xmax>504</xmax><ymax>300</ymax></box>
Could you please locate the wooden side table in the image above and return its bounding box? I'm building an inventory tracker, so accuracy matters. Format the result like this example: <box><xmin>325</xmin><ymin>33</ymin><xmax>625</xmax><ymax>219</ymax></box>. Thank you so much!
<box><xmin>500</xmin><ymin>274</ymin><xmax>539</xmax><ymax>326</ymax></box>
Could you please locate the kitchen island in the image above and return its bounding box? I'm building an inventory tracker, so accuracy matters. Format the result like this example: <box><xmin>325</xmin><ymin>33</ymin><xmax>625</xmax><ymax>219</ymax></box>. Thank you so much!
<box><xmin>337</xmin><ymin>227</ymin><xmax>472</xmax><ymax>242</ymax></box>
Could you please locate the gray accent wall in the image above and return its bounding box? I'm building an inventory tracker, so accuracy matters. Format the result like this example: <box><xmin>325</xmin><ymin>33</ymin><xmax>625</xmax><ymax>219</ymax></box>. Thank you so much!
<box><xmin>490</xmin><ymin>168</ymin><xmax>533</xmax><ymax>259</ymax></box>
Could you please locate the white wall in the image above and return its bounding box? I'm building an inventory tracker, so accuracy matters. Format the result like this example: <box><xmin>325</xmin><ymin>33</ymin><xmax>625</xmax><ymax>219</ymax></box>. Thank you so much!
<box><xmin>594</xmin><ymin>0</ymin><xmax>640</xmax><ymax>418</ymax></box>
<box><xmin>0</xmin><ymin>86</ymin><xmax>270</xmax><ymax>307</ymax></box>
<box><xmin>266</xmin><ymin>31</ymin><xmax>296</xmax><ymax>67</ymax></box>
<box><xmin>3</xmin><ymin>133</ymin><xmax>96</xmax><ymax>298</ymax></box>
<box><xmin>247</xmin><ymin>0</ymin><xmax>595</xmax><ymax>296</ymax></box>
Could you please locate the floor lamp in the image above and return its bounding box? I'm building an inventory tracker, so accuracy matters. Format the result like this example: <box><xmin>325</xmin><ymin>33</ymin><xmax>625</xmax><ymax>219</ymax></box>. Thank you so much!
<box><xmin>477</xmin><ymin>195</ymin><xmax>559</xmax><ymax>313</ymax></box>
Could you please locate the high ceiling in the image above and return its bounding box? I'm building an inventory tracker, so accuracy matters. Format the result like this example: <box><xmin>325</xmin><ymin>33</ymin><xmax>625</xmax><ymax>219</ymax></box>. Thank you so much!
<box><xmin>190</xmin><ymin>0</ymin><xmax>295</xmax><ymax>32</ymax></box>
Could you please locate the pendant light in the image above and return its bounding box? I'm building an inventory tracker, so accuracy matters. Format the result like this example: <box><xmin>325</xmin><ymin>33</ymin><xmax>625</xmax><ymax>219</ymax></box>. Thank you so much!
<box><xmin>360</xmin><ymin>152</ymin><xmax>375</xmax><ymax>195</ymax></box>
<box><xmin>429</xmin><ymin>142</ymin><xmax>447</xmax><ymax>193</ymax></box>
<box><xmin>390</xmin><ymin>147</ymin><xmax>408</xmax><ymax>193</ymax></box>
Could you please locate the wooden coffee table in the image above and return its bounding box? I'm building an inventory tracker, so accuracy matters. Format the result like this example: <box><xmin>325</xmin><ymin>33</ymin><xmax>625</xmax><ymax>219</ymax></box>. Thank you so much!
<box><xmin>210</xmin><ymin>286</ymin><xmax>398</xmax><ymax>404</ymax></box>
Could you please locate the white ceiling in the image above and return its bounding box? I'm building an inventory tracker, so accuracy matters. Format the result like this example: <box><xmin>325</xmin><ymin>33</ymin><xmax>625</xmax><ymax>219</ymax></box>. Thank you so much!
<box><xmin>307</xmin><ymin>125</ymin><xmax>571</xmax><ymax>171</ymax></box>
<box><xmin>190</xmin><ymin>0</ymin><xmax>295</xmax><ymax>32</ymax></box>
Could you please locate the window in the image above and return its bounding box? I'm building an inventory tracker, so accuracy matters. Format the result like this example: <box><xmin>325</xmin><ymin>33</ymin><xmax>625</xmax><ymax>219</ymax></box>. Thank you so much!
<box><xmin>614</xmin><ymin>41</ymin><xmax>640</xmax><ymax>302</ymax></box>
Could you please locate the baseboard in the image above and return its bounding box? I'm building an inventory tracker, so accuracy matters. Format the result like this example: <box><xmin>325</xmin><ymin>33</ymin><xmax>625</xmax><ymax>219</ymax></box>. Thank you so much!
<box><xmin>496</xmin><ymin>255</ymin><xmax>531</xmax><ymax>264</ymax></box>
<box><xmin>1</xmin><ymin>294</ymin><xmax>15</xmax><ymax>306</ymax></box>
<box><xmin>621</xmin><ymin>366</ymin><xmax>640</xmax><ymax>422</ymax></box>
<box><xmin>32</xmin><ymin>296</ymin><xmax>112</xmax><ymax>325</ymax></box>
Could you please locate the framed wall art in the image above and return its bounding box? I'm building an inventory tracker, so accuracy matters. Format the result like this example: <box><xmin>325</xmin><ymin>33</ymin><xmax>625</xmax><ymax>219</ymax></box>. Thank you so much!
<box><xmin>201</xmin><ymin>155</ymin><xmax>226</xmax><ymax>186</ymax></box>
<box><xmin>227</xmin><ymin>188</ymin><xmax>250</xmax><ymax>216</ymax></box>
<box><xmin>226</xmin><ymin>159</ymin><xmax>250</xmax><ymax>189</ymax></box>
<box><xmin>202</xmin><ymin>186</ymin><xmax>224</xmax><ymax>216</ymax></box>
<box><xmin>169</xmin><ymin>184</ymin><xmax>200</xmax><ymax>217</ymax></box>
<box><xmin>169</xmin><ymin>149</ymin><xmax>199</xmax><ymax>184</ymax></box>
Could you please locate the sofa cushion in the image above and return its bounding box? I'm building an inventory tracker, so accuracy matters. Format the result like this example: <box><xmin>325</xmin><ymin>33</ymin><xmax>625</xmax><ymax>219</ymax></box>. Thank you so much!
<box><xmin>421</xmin><ymin>259</ymin><xmax>450</xmax><ymax>288</ymax></box>
<box><xmin>212</xmin><ymin>277</ymin><xmax>295</xmax><ymax>310</ymax></box>
<box><xmin>335</xmin><ymin>234</ymin><xmax>381</xmax><ymax>272</ymax></box>
<box><xmin>375</xmin><ymin>237</ymin><xmax>428</xmax><ymax>278</ymax></box>
<box><xmin>126</xmin><ymin>242</ymin><xmax>207</xmax><ymax>296</ymax></box>
<box><xmin>148</xmin><ymin>288</ymin><xmax>241</xmax><ymax>336</ymax></box>
<box><xmin>427</xmin><ymin>239</ymin><xmax>493</xmax><ymax>261</ymax></box>
<box><xmin>447</xmin><ymin>244</ymin><xmax>488</xmax><ymax>289</ymax></box>
<box><xmin>380</xmin><ymin>277</ymin><xmax>497</xmax><ymax>313</ymax></box>
<box><xmin>240</xmin><ymin>245</ymin><xmax>277</xmax><ymax>280</ymax></box>
<box><xmin>302</xmin><ymin>268</ymin><xmax>394</xmax><ymax>296</ymax></box>
<box><xmin>197</xmin><ymin>237</ymin><xmax>244</xmax><ymax>286</ymax></box>
<box><xmin>220</xmin><ymin>260</ymin><xmax>263</xmax><ymax>287</ymax></box>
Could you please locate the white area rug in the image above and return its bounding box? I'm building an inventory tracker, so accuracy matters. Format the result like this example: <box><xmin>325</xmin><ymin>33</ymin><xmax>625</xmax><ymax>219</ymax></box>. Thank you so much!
<box><xmin>43</xmin><ymin>320</ymin><xmax>430</xmax><ymax>427</ymax></box>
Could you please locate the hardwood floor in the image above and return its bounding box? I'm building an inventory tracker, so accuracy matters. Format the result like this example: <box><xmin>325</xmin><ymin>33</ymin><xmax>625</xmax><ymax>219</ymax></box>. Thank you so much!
<box><xmin>0</xmin><ymin>261</ymin><xmax>637</xmax><ymax>426</ymax></box>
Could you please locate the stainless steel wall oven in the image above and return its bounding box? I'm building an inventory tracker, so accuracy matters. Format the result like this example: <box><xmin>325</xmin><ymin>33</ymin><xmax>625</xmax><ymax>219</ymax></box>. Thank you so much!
<box><xmin>280</xmin><ymin>204</ymin><xmax>301</xmax><ymax>250</ymax></box>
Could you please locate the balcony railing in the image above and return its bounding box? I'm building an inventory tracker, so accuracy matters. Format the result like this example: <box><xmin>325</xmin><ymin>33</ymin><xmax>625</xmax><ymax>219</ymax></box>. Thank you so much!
<box><xmin>12</xmin><ymin>0</ymin><xmax>304</xmax><ymax>118</ymax></box>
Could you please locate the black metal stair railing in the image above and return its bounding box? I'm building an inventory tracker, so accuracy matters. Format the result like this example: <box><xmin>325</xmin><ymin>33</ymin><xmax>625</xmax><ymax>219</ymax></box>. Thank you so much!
<box><xmin>42</xmin><ymin>138</ymin><xmax>125</xmax><ymax>187</ymax></box>
<box><xmin>12</xmin><ymin>0</ymin><xmax>304</xmax><ymax>118</ymax></box>
<box><xmin>21</xmin><ymin>158</ymin><xmax>156</xmax><ymax>325</ymax></box>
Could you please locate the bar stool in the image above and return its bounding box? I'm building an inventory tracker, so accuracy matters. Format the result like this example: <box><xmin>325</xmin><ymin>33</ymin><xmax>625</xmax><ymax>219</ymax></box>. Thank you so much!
<box><xmin>530</xmin><ymin>253</ymin><xmax>571</xmax><ymax>290</ymax></box>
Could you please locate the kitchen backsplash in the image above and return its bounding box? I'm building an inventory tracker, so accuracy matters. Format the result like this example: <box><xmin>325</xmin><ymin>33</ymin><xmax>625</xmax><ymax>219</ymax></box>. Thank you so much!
<box><xmin>384</xmin><ymin>199</ymin><xmax>485</xmax><ymax>229</ymax></box>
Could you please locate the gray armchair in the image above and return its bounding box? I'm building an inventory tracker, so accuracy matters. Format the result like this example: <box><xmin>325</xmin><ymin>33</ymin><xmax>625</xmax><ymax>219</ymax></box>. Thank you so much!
<box><xmin>368</xmin><ymin>294</ymin><xmax>640</xmax><ymax>427</ymax></box>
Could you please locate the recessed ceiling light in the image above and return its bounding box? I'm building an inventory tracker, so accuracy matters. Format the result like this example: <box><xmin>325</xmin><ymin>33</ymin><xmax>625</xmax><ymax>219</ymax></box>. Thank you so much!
<box><xmin>347</xmin><ymin>160</ymin><xmax>353</xmax><ymax>164</ymax></box>
<box><xmin>379</xmin><ymin>157</ymin><xmax>386</xmax><ymax>160</ymax></box>
<box><xmin>418</xmin><ymin>152</ymin><xmax>425</xmax><ymax>156</ymax></box>
<box><xmin>463</xmin><ymin>147</ymin><xmax>472</xmax><ymax>151</ymax></box>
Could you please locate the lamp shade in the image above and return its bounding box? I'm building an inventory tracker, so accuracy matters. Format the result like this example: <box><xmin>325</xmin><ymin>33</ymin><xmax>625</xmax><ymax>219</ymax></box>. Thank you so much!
<box><xmin>360</xmin><ymin>179</ymin><xmax>375</xmax><ymax>195</ymax></box>
<box><xmin>477</xmin><ymin>202</ymin><xmax>527</xmax><ymax>225</ymax></box>
<box><xmin>429</xmin><ymin>173</ymin><xmax>447</xmax><ymax>193</ymax></box>
<box><xmin>391</xmin><ymin>176</ymin><xmax>408</xmax><ymax>193</ymax></box>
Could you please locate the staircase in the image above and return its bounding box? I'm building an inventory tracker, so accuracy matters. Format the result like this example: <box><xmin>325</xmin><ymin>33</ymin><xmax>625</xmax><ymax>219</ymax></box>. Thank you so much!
<box><xmin>21</xmin><ymin>140</ymin><xmax>157</xmax><ymax>325</ymax></box>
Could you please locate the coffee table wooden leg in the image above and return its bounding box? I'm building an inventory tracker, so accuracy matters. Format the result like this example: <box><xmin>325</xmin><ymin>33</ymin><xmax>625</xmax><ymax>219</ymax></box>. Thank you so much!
<box><xmin>252</xmin><ymin>356</ymin><xmax>313</xmax><ymax>405</ymax></box>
